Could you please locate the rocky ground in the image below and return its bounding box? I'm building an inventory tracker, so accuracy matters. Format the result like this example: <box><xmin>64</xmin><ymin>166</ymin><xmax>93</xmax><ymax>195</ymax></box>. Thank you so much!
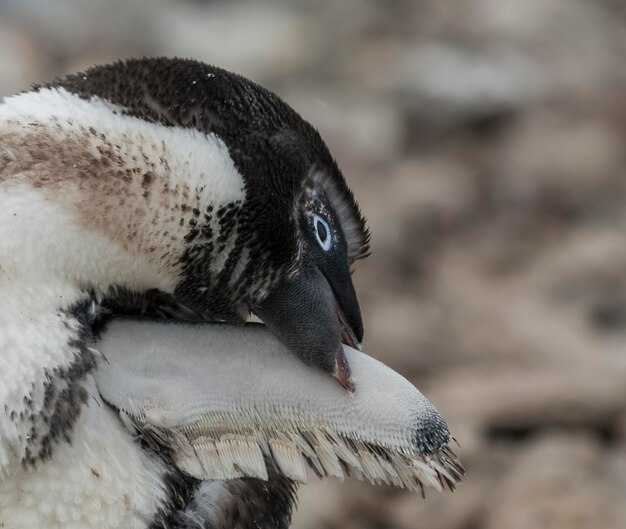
<box><xmin>2</xmin><ymin>0</ymin><xmax>626</xmax><ymax>527</ymax></box>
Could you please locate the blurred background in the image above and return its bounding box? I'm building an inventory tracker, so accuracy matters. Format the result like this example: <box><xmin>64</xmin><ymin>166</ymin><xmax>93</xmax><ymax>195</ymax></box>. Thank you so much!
<box><xmin>2</xmin><ymin>0</ymin><xmax>626</xmax><ymax>527</ymax></box>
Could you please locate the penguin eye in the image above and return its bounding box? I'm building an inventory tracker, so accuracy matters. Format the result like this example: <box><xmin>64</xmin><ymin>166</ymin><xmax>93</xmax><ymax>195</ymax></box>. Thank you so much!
<box><xmin>312</xmin><ymin>214</ymin><xmax>332</xmax><ymax>251</ymax></box>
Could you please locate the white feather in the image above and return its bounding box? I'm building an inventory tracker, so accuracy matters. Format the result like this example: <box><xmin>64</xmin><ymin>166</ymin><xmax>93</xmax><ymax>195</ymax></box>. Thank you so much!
<box><xmin>94</xmin><ymin>320</ymin><xmax>463</xmax><ymax>492</ymax></box>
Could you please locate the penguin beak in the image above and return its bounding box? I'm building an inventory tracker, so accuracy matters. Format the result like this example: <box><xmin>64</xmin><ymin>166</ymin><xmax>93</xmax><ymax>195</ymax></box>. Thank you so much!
<box><xmin>254</xmin><ymin>265</ymin><xmax>363</xmax><ymax>392</ymax></box>
<box><xmin>335</xmin><ymin>305</ymin><xmax>359</xmax><ymax>391</ymax></box>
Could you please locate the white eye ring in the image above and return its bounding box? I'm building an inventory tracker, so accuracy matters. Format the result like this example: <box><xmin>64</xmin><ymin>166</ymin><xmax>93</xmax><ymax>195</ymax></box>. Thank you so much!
<box><xmin>313</xmin><ymin>214</ymin><xmax>332</xmax><ymax>251</ymax></box>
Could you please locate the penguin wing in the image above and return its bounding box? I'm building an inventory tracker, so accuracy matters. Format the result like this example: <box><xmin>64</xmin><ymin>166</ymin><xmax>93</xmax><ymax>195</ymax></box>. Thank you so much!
<box><xmin>93</xmin><ymin>318</ymin><xmax>463</xmax><ymax>492</ymax></box>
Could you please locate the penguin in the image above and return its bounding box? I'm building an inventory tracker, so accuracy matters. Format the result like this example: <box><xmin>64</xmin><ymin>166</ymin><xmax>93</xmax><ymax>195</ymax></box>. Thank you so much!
<box><xmin>0</xmin><ymin>57</ymin><xmax>371</xmax><ymax>528</ymax></box>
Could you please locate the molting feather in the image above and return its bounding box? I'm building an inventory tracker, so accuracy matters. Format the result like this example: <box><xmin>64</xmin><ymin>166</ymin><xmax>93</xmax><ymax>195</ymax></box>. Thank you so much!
<box><xmin>94</xmin><ymin>319</ymin><xmax>463</xmax><ymax>494</ymax></box>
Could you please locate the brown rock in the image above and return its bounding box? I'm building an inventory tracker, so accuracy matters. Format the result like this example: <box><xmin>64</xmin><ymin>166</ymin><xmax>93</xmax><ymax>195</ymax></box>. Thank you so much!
<box><xmin>494</xmin><ymin>107</ymin><xmax>624</xmax><ymax>215</ymax></box>
<box><xmin>485</xmin><ymin>434</ymin><xmax>620</xmax><ymax>529</ymax></box>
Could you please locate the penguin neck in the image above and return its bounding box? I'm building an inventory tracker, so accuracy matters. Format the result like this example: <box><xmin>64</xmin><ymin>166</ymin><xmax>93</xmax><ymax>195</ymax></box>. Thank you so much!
<box><xmin>1</xmin><ymin>87</ymin><xmax>248</xmax><ymax>291</ymax></box>
<box><xmin>0</xmin><ymin>177</ymin><xmax>180</xmax><ymax>299</ymax></box>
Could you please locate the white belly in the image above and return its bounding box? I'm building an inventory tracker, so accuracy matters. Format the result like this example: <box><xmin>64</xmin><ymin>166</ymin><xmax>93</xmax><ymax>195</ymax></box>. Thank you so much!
<box><xmin>0</xmin><ymin>378</ymin><xmax>166</xmax><ymax>529</ymax></box>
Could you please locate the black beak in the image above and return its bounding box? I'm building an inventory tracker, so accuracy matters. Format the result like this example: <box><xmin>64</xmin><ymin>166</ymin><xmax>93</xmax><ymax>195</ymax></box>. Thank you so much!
<box><xmin>254</xmin><ymin>264</ymin><xmax>363</xmax><ymax>391</ymax></box>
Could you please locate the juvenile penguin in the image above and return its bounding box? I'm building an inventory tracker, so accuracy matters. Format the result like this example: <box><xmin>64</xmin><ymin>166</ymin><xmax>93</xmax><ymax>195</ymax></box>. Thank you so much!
<box><xmin>0</xmin><ymin>58</ymin><xmax>460</xmax><ymax>528</ymax></box>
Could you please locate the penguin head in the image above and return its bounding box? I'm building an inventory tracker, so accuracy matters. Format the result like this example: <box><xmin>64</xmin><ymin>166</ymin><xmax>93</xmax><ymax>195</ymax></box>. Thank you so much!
<box><xmin>40</xmin><ymin>58</ymin><xmax>370</xmax><ymax>388</ymax></box>
<box><xmin>253</xmin><ymin>166</ymin><xmax>369</xmax><ymax>390</ymax></box>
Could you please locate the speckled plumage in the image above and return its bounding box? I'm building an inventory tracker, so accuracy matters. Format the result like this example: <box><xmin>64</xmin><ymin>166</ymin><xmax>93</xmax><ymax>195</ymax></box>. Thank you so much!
<box><xmin>42</xmin><ymin>58</ymin><xmax>370</xmax><ymax>313</ymax></box>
